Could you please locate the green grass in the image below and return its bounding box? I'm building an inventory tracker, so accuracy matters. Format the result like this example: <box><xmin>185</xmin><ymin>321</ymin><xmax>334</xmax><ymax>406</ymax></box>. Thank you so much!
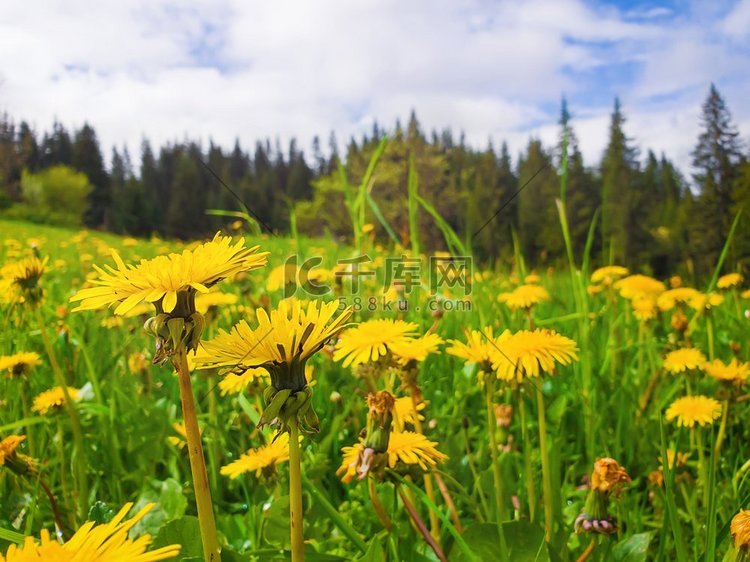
<box><xmin>0</xmin><ymin>217</ymin><xmax>748</xmax><ymax>561</ymax></box>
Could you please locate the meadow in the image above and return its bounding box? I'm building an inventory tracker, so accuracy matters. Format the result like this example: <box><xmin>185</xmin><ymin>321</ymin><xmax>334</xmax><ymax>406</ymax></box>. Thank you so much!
<box><xmin>0</xmin><ymin>212</ymin><xmax>748</xmax><ymax>562</ymax></box>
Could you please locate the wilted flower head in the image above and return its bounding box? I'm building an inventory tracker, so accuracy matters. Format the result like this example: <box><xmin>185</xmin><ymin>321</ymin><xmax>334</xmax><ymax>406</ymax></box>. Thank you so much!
<box><xmin>732</xmin><ymin>510</ymin><xmax>750</xmax><ymax>552</ymax></box>
<box><xmin>591</xmin><ymin>458</ymin><xmax>631</xmax><ymax>494</ymax></box>
<box><xmin>575</xmin><ymin>457</ymin><xmax>630</xmax><ymax>536</ymax></box>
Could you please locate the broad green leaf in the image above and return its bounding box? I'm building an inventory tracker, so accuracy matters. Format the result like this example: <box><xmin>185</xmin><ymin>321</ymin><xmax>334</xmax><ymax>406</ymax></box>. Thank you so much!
<box><xmin>263</xmin><ymin>495</ymin><xmax>291</xmax><ymax>549</ymax></box>
<box><xmin>612</xmin><ymin>532</ymin><xmax>653</xmax><ymax>561</ymax></box>
<box><xmin>151</xmin><ymin>516</ymin><xmax>203</xmax><ymax>560</ymax></box>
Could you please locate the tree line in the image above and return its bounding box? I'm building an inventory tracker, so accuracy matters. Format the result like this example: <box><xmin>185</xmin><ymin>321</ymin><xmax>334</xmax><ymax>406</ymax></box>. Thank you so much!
<box><xmin>0</xmin><ymin>84</ymin><xmax>748</xmax><ymax>276</ymax></box>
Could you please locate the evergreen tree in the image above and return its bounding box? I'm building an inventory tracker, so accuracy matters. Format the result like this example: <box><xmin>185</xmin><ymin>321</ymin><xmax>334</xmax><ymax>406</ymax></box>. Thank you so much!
<box><xmin>690</xmin><ymin>84</ymin><xmax>745</xmax><ymax>271</ymax></box>
<box><xmin>600</xmin><ymin>98</ymin><xmax>639</xmax><ymax>263</ymax></box>
<box><xmin>559</xmin><ymin>99</ymin><xmax>599</xmax><ymax>259</ymax></box>
<box><xmin>74</xmin><ymin>123</ymin><xmax>110</xmax><ymax>227</ymax></box>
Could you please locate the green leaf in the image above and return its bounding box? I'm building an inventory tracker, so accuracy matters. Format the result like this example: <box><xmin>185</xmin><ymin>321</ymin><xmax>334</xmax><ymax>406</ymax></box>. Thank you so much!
<box><xmin>131</xmin><ymin>479</ymin><xmax>188</xmax><ymax>537</ymax></box>
<box><xmin>0</xmin><ymin>526</ymin><xmax>25</xmax><ymax>545</ymax></box>
<box><xmin>612</xmin><ymin>532</ymin><xmax>653</xmax><ymax>561</ymax></box>
<box><xmin>263</xmin><ymin>495</ymin><xmax>291</xmax><ymax>549</ymax></box>
<box><xmin>151</xmin><ymin>516</ymin><xmax>203</xmax><ymax>560</ymax></box>
<box><xmin>453</xmin><ymin>522</ymin><xmax>548</xmax><ymax>562</ymax></box>
<box><xmin>356</xmin><ymin>535</ymin><xmax>387</xmax><ymax>561</ymax></box>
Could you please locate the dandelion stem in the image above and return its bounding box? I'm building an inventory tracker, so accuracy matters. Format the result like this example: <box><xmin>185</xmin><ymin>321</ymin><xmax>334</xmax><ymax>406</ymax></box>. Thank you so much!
<box><xmin>433</xmin><ymin>473</ymin><xmax>463</xmax><ymax>533</ymax></box>
<box><xmin>174</xmin><ymin>349</ymin><xmax>222</xmax><ymax>562</ymax></box>
<box><xmin>535</xmin><ymin>382</ymin><xmax>554</xmax><ymax>542</ymax></box>
<box><xmin>35</xmin><ymin>307</ymin><xmax>88</xmax><ymax>522</ymax></box>
<box><xmin>714</xmin><ymin>400</ymin><xmax>729</xmax><ymax>460</ymax></box>
<box><xmin>695</xmin><ymin>428</ymin><xmax>708</xmax><ymax>508</ymax></box>
<box><xmin>368</xmin><ymin>477</ymin><xmax>392</xmax><ymax>531</ymax></box>
<box><xmin>39</xmin><ymin>477</ymin><xmax>67</xmax><ymax>540</ymax></box>
<box><xmin>485</xmin><ymin>376</ymin><xmax>507</xmax><ymax>523</ymax></box>
<box><xmin>398</xmin><ymin>486</ymin><xmax>448</xmax><ymax>562</ymax></box>
<box><xmin>288</xmin><ymin>420</ymin><xmax>305</xmax><ymax>562</ymax></box>
<box><xmin>408</xmin><ymin>387</ymin><xmax>441</xmax><ymax>542</ymax></box>
<box><xmin>518</xmin><ymin>388</ymin><xmax>537</xmax><ymax>521</ymax></box>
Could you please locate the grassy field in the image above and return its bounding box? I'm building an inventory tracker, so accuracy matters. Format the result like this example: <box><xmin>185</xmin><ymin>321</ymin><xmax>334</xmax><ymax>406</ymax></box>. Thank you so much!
<box><xmin>0</xmin><ymin>216</ymin><xmax>749</xmax><ymax>561</ymax></box>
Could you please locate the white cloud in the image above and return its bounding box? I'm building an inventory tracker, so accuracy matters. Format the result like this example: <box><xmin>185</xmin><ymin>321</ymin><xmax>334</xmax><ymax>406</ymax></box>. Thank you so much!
<box><xmin>0</xmin><ymin>0</ymin><xmax>748</xmax><ymax>177</ymax></box>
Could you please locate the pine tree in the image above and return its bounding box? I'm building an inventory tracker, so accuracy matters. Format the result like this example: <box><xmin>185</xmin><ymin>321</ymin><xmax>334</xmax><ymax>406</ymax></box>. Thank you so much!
<box><xmin>559</xmin><ymin>99</ymin><xmax>599</xmax><ymax>259</ymax></box>
<box><xmin>690</xmin><ymin>84</ymin><xmax>745</xmax><ymax>272</ymax></box>
<box><xmin>600</xmin><ymin>98</ymin><xmax>639</xmax><ymax>263</ymax></box>
<box><xmin>74</xmin><ymin>124</ymin><xmax>110</xmax><ymax>227</ymax></box>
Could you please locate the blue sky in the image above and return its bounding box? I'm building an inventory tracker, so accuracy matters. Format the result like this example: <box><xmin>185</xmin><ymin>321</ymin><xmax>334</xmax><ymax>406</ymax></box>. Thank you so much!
<box><xmin>1</xmin><ymin>0</ymin><xmax>748</xmax><ymax>174</ymax></box>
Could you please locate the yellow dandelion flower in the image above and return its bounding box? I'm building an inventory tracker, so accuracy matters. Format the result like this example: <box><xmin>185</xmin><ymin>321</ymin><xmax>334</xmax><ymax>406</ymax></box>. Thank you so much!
<box><xmin>265</xmin><ymin>264</ymin><xmax>298</xmax><ymax>292</ymax></box>
<box><xmin>447</xmin><ymin>327</ymin><xmax>497</xmax><ymax>371</ymax></box>
<box><xmin>0</xmin><ymin>352</ymin><xmax>42</xmax><ymax>378</ymax></box>
<box><xmin>665</xmin><ymin>395</ymin><xmax>721</xmax><ymax>428</ymax></box>
<box><xmin>663</xmin><ymin>348</ymin><xmax>707</xmax><ymax>374</ymax></box>
<box><xmin>168</xmin><ymin>422</ymin><xmax>203</xmax><ymax>449</ymax></box>
<box><xmin>656</xmin><ymin>288</ymin><xmax>703</xmax><ymax>311</ymax></box>
<box><xmin>337</xmin><ymin>430</ymin><xmax>447</xmax><ymax>483</ymax></box>
<box><xmin>718</xmin><ymin>273</ymin><xmax>743</xmax><ymax>290</ymax></box>
<box><xmin>0</xmin><ymin>502</ymin><xmax>180</xmax><ymax>562</ymax></box>
<box><xmin>632</xmin><ymin>295</ymin><xmax>657</xmax><ymax>322</ymax></box>
<box><xmin>688</xmin><ymin>292</ymin><xmax>724</xmax><ymax>311</ymax></box>
<box><xmin>0</xmin><ymin>435</ymin><xmax>25</xmax><ymax>466</ymax></box>
<box><xmin>220</xmin><ymin>434</ymin><xmax>290</xmax><ymax>479</ymax></box>
<box><xmin>217</xmin><ymin>368</ymin><xmax>268</xmax><ymax>396</ymax></box>
<box><xmin>524</xmin><ymin>273</ymin><xmax>541</xmax><ymax>284</ymax></box>
<box><xmin>498</xmin><ymin>284</ymin><xmax>550</xmax><ymax>310</ymax></box>
<box><xmin>122</xmin><ymin>237</ymin><xmax>139</xmax><ymax>248</ymax></box>
<box><xmin>703</xmin><ymin>358</ymin><xmax>750</xmax><ymax>382</ymax></box>
<box><xmin>389</xmin><ymin>333</ymin><xmax>443</xmax><ymax>365</ymax></box>
<box><xmin>333</xmin><ymin>319</ymin><xmax>418</xmax><ymax>368</ymax></box>
<box><xmin>591</xmin><ymin>265</ymin><xmax>629</xmax><ymax>285</ymax></box>
<box><xmin>195</xmin><ymin>290</ymin><xmax>238</xmax><ymax>313</ymax></box>
<box><xmin>32</xmin><ymin>387</ymin><xmax>82</xmax><ymax>415</ymax></box>
<box><xmin>386</xmin><ymin>430</ymin><xmax>447</xmax><ymax>471</ymax></box>
<box><xmin>69</xmin><ymin>233</ymin><xmax>268</xmax><ymax>315</ymax></box>
<box><xmin>393</xmin><ymin>397</ymin><xmax>426</xmax><ymax>431</ymax></box>
<box><xmin>732</xmin><ymin>509</ymin><xmax>750</xmax><ymax>549</ymax></box>
<box><xmin>587</xmin><ymin>284</ymin><xmax>604</xmax><ymax>296</ymax></box>
<box><xmin>490</xmin><ymin>329</ymin><xmax>579</xmax><ymax>382</ymax></box>
<box><xmin>614</xmin><ymin>274</ymin><xmax>666</xmax><ymax>300</ymax></box>
<box><xmin>197</xmin><ymin>300</ymin><xmax>352</xmax><ymax>390</ymax></box>
<box><xmin>590</xmin><ymin>457</ymin><xmax>631</xmax><ymax>494</ymax></box>
<box><xmin>741</xmin><ymin>289</ymin><xmax>750</xmax><ymax>299</ymax></box>
<box><xmin>0</xmin><ymin>256</ymin><xmax>48</xmax><ymax>306</ymax></box>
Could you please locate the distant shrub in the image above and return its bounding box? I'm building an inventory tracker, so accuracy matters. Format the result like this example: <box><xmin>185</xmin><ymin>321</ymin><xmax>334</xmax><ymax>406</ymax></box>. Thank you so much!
<box><xmin>19</xmin><ymin>165</ymin><xmax>91</xmax><ymax>225</ymax></box>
